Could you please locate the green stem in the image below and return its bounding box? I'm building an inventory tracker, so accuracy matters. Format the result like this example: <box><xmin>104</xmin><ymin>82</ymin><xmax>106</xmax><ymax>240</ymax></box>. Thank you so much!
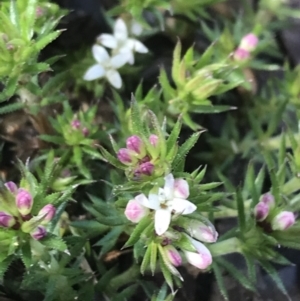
<box><xmin>110</xmin><ymin>264</ymin><xmax>140</xmax><ymax>290</ymax></box>
<box><xmin>209</xmin><ymin>237</ymin><xmax>242</xmax><ymax>257</ymax></box>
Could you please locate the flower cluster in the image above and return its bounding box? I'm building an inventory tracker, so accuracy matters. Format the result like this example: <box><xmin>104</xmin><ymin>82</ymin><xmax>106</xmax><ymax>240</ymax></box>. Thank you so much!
<box><xmin>117</xmin><ymin>134</ymin><xmax>159</xmax><ymax>179</ymax></box>
<box><xmin>254</xmin><ymin>193</ymin><xmax>295</xmax><ymax>231</ymax></box>
<box><xmin>233</xmin><ymin>33</ymin><xmax>258</xmax><ymax>61</ymax></box>
<box><xmin>0</xmin><ymin>182</ymin><xmax>56</xmax><ymax>240</ymax></box>
<box><xmin>71</xmin><ymin>119</ymin><xmax>89</xmax><ymax>137</ymax></box>
<box><xmin>84</xmin><ymin>18</ymin><xmax>148</xmax><ymax>88</ymax></box>
<box><xmin>125</xmin><ymin>174</ymin><xmax>218</xmax><ymax>271</ymax></box>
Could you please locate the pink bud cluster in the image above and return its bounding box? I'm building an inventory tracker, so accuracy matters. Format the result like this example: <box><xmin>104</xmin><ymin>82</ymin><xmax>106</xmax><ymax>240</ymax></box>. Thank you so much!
<box><xmin>254</xmin><ymin>193</ymin><xmax>295</xmax><ymax>231</ymax></box>
<box><xmin>71</xmin><ymin>119</ymin><xmax>89</xmax><ymax>137</ymax></box>
<box><xmin>163</xmin><ymin>229</ymin><xmax>217</xmax><ymax>271</ymax></box>
<box><xmin>0</xmin><ymin>181</ymin><xmax>57</xmax><ymax>240</ymax></box>
<box><xmin>117</xmin><ymin>135</ymin><xmax>158</xmax><ymax>178</ymax></box>
<box><xmin>233</xmin><ymin>33</ymin><xmax>258</xmax><ymax>61</ymax></box>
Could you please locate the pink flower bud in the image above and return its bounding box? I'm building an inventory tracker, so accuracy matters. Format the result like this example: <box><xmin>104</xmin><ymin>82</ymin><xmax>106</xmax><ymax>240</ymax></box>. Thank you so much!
<box><xmin>164</xmin><ymin>245</ymin><xmax>182</xmax><ymax>267</ymax></box>
<box><xmin>126</xmin><ymin>135</ymin><xmax>145</xmax><ymax>155</ymax></box>
<box><xmin>5</xmin><ymin>181</ymin><xmax>18</xmax><ymax>194</ymax></box>
<box><xmin>124</xmin><ymin>197</ymin><xmax>149</xmax><ymax>223</ymax></box>
<box><xmin>260</xmin><ymin>193</ymin><xmax>275</xmax><ymax>209</ymax></box>
<box><xmin>184</xmin><ymin>237</ymin><xmax>212</xmax><ymax>270</ymax></box>
<box><xmin>117</xmin><ymin>148</ymin><xmax>136</xmax><ymax>165</ymax></box>
<box><xmin>254</xmin><ymin>202</ymin><xmax>269</xmax><ymax>222</ymax></box>
<box><xmin>30</xmin><ymin>226</ymin><xmax>47</xmax><ymax>240</ymax></box>
<box><xmin>71</xmin><ymin>119</ymin><xmax>81</xmax><ymax>129</ymax></box>
<box><xmin>174</xmin><ymin>178</ymin><xmax>189</xmax><ymax>199</ymax></box>
<box><xmin>149</xmin><ymin>134</ymin><xmax>158</xmax><ymax>146</ymax></box>
<box><xmin>82</xmin><ymin>127</ymin><xmax>89</xmax><ymax>137</ymax></box>
<box><xmin>240</xmin><ymin>33</ymin><xmax>258</xmax><ymax>52</ymax></box>
<box><xmin>186</xmin><ymin>220</ymin><xmax>218</xmax><ymax>243</ymax></box>
<box><xmin>36</xmin><ymin>6</ymin><xmax>44</xmax><ymax>17</ymax></box>
<box><xmin>38</xmin><ymin>204</ymin><xmax>56</xmax><ymax>225</ymax></box>
<box><xmin>16</xmin><ymin>189</ymin><xmax>33</xmax><ymax>216</ymax></box>
<box><xmin>233</xmin><ymin>48</ymin><xmax>250</xmax><ymax>61</ymax></box>
<box><xmin>139</xmin><ymin>162</ymin><xmax>154</xmax><ymax>176</ymax></box>
<box><xmin>0</xmin><ymin>212</ymin><xmax>16</xmax><ymax>228</ymax></box>
<box><xmin>271</xmin><ymin>211</ymin><xmax>295</xmax><ymax>231</ymax></box>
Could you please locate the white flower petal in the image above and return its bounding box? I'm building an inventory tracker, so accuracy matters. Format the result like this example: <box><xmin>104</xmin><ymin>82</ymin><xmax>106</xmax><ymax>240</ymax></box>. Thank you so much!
<box><xmin>92</xmin><ymin>45</ymin><xmax>109</xmax><ymax>63</ymax></box>
<box><xmin>83</xmin><ymin>64</ymin><xmax>105</xmax><ymax>81</ymax></box>
<box><xmin>131</xmin><ymin>21</ymin><xmax>143</xmax><ymax>36</ymax></box>
<box><xmin>106</xmin><ymin>69</ymin><xmax>122</xmax><ymax>89</ymax></box>
<box><xmin>155</xmin><ymin>209</ymin><xmax>171</xmax><ymax>235</ymax></box>
<box><xmin>147</xmin><ymin>193</ymin><xmax>161</xmax><ymax>210</ymax></box>
<box><xmin>170</xmin><ymin>198</ymin><xmax>196</xmax><ymax>215</ymax></box>
<box><xmin>133</xmin><ymin>40</ymin><xmax>148</xmax><ymax>53</ymax></box>
<box><xmin>174</xmin><ymin>179</ymin><xmax>189</xmax><ymax>199</ymax></box>
<box><xmin>114</xmin><ymin>18</ymin><xmax>128</xmax><ymax>42</ymax></box>
<box><xmin>120</xmin><ymin>40</ymin><xmax>135</xmax><ymax>52</ymax></box>
<box><xmin>97</xmin><ymin>34</ymin><xmax>118</xmax><ymax>49</ymax></box>
<box><xmin>110</xmin><ymin>53</ymin><xmax>129</xmax><ymax>69</ymax></box>
<box><xmin>163</xmin><ymin>174</ymin><xmax>175</xmax><ymax>200</ymax></box>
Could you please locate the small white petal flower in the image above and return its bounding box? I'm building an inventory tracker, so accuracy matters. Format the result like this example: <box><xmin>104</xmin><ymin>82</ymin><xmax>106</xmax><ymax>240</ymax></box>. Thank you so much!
<box><xmin>96</xmin><ymin>18</ymin><xmax>148</xmax><ymax>65</ymax></box>
<box><xmin>130</xmin><ymin>20</ymin><xmax>143</xmax><ymax>36</ymax></box>
<box><xmin>83</xmin><ymin>45</ymin><xmax>128</xmax><ymax>89</ymax></box>
<box><xmin>138</xmin><ymin>174</ymin><xmax>196</xmax><ymax>235</ymax></box>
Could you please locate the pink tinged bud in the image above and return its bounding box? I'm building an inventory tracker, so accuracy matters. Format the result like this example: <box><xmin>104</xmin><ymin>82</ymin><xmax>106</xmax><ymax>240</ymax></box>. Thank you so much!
<box><xmin>5</xmin><ymin>181</ymin><xmax>18</xmax><ymax>194</ymax></box>
<box><xmin>164</xmin><ymin>245</ymin><xmax>182</xmax><ymax>267</ymax></box>
<box><xmin>254</xmin><ymin>202</ymin><xmax>269</xmax><ymax>222</ymax></box>
<box><xmin>187</xmin><ymin>220</ymin><xmax>218</xmax><ymax>243</ymax></box>
<box><xmin>124</xmin><ymin>198</ymin><xmax>149</xmax><ymax>223</ymax></box>
<box><xmin>233</xmin><ymin>48</ymin><xmax>250</xmax><ymax>61</ymax></box>
<box><xmin>149</xmin><ymin>134</ymin><xmax>159</xmax><ymax>146</ymax></box>
<box><xmin>260</xmin><ymin>193</ymin><xmax>275</xmax><ymax>209</ymax></box>
<box><xmin>36</xmin><ymin>6</ymin><xmax>44</xmax><ymax>17</ymax></box>
<box><xmin>184</xmin><ymin>238</ymin><xmax>212</xmax><ymax>270</ymax></box>
<box><xmin>30</xmin><ymin>226</ymin><xmax>47</xmax><ymax>240</ymax></box>
<box><xmin>82</xmin><ymin>127</ymin><xmax>89</xmax><ymax>137</ymax></box>
<box><xmin>271</xmin><ymin>211</ymin><xmax>295</xmax><ymax>231</ymax></box>
<box><xmin>126</xmin><ymin>135</ymin><xmax>144</xmax><ymax>155</ymax></box>
<box><xmin>174</xmin><ymin>179</ymin><xmax>189</xmax><ymax>199</ymax></box>
<box><xmin>139</xmin><ymin>162</ymin><xmax>154</xmax><ymax>176</ymax></box>
<box><xmin>117</xmin><ymin>148</ymin><xmax>135</xmax><ymax>165</ymax></box>
<box><xmin>16</xmin><ymin>189</ymin><xmax>33</xmax><ymax>216</ymax></box>
<box><xmin>0</xmin><ymin>212</ymin><xmax>16</xmax><ymax>228</ymax></box>
<box><xmin>240</xmin><ymin>33</ymin><xmax>258</xmax><ymax>52</ymax></box>
<box><xmin>71</xmin><ymin>119</ymin><xmax>81</xmax><ymax>129</ymax></box>
<box><xmin>38</xmin><ymin>204</ymin><xmax>56</xmax><ymax>225</ymax></box>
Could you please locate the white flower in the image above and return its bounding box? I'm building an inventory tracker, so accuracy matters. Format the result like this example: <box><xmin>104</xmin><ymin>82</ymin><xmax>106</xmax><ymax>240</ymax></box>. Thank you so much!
<box><xmin>97</xmin><ymin>18</ymin><xmax>148</xmax><ymax>65</ymax></box>
<box><xmin>83</xmin><ymin>45</ymin><xmax>128</xmax><ymax>89</ymax></box>
<box><xmin>137</xmin><ymin>174</ymin><xmax>197</xmax><ymax>235</ymax></box>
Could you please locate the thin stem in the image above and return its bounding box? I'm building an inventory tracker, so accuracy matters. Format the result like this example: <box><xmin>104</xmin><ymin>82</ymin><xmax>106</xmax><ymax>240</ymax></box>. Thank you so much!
<box><xmin>209</xmin><ymin>237</ymin><xmax>242</xmax><ymax>257</ymax></box>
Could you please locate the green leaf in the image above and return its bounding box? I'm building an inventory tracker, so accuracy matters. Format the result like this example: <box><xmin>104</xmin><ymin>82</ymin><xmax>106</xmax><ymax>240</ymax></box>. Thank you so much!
<box><xmin>166</xmin><ymin>115</ymin><xmax>182</xmax><ymax>154</ymax></box>
<box><xmin>259</xmin><ymin>261</ymin><xmax>291</xmax><ymax>300</ymax></box>
<box><xmin>141</xmin><ymin>245</ymin><xmax>151</xmax><ymax>275</ymax></box>
<box><xmin>0</xmin><ymin>102</ymin><xmax>25</xmax><ymax>114</ymax></box>
<box><xmin>150</xmin><ymin>241</ymin><xmax>158</xmax><ymax>275</ymax></box>
<box><xmin>34</xmin><ymin>30</ymin><xmax>62</xmax><ymax>52</ymax></box>
<box><xmin>212</xmin><ymin>262</ymin><xmax>229</xmax><ymax>300</ymax></box>
<box><xmin>172</xmin><ymin>41</ymin><xmax>182</xmax><ymax>87</ymax></box>
<box><xmin>172</xmin><ymin>131</ymin><xmax>204</xmax><ymax>169</ymax></box>
<box><xmin>236</xmin><ymin>187</ymin><xmax>246</xmax><ymax>232</ymax></box>
<box><xmin>40</xmin><ymin>235</ymin><xmax>67</xmax><ymax>252</ymax></box>
<box><xmin>21</xmin><ymin>241</ymin><xmax>32</xmax><ymax>268</ymax></box>
<box><xmin>123</xmin><ymin>216</ymin><xmax>152</xmax><ymax>248</ymax></box>
<box><xmin>39</xmin><ymin>134</ymin><xmax>65</xmax><ymax>144</ymax></box>
<box><xmin>159</xmin><ymin>257</ymin><xmax>173</xmax><ymax>292</ymax></box>
<box><xmin>99</xmin><ymin>145</ymin><xmax>126</xmax><ymax>170</ymax></box>
<box><xmin>217</xmin><ymin>257</ymin><xmax>256</xmax><ymax>291</ymax></box>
